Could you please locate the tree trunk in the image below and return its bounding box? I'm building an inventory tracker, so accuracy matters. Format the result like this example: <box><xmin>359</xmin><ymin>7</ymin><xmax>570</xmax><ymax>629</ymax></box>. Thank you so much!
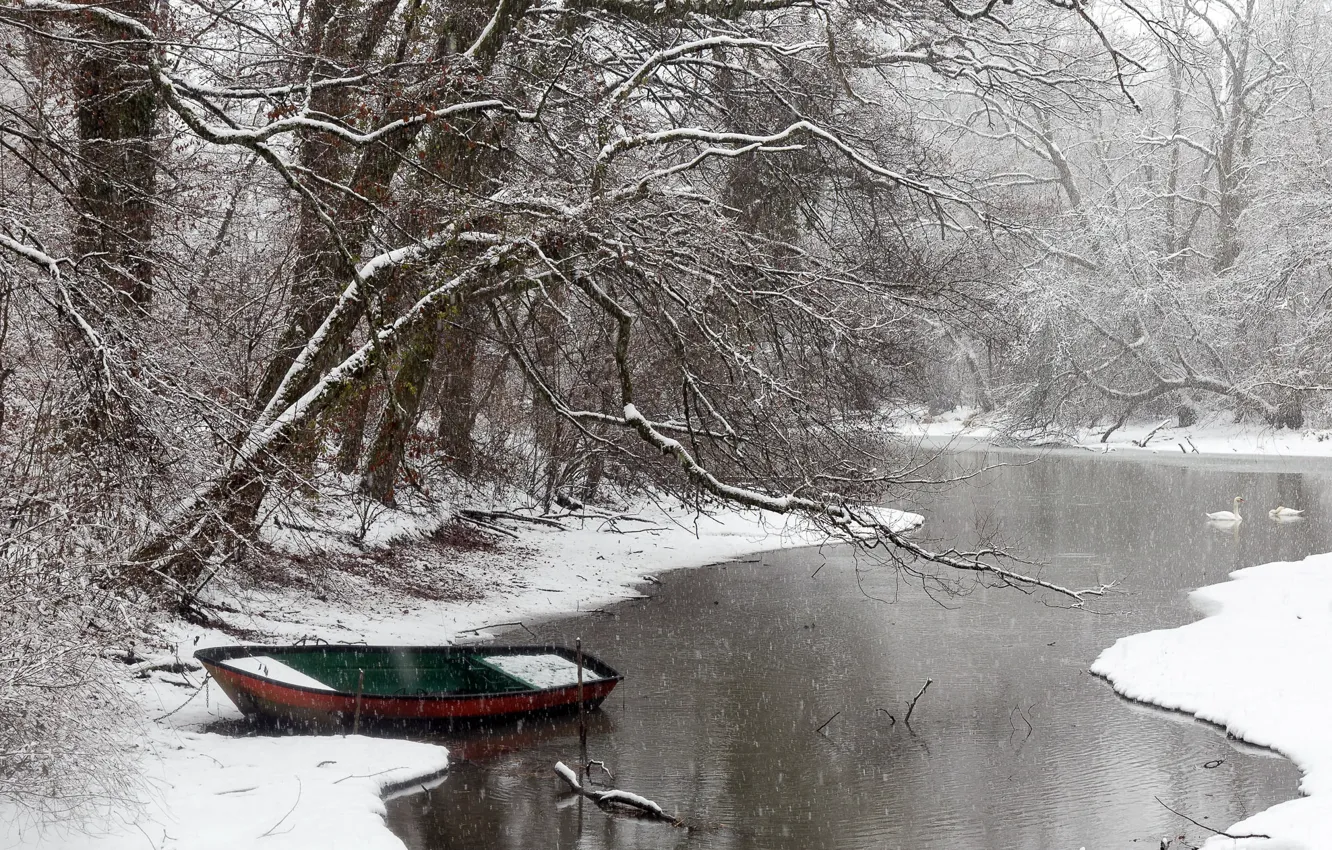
<box><xmin>1163</xmin><ymin>54</ymin><xmax>1186</xmax><ymax>276</ymax></box>
<box><xmin>249</xmin><ymin>0</ymin><xmax>382</xmax><ymax>408</ymax></box>
<box><xmin>336</xmin><ymin>386</ymin><xmax>373</xmax><ymax>475</ymax></box>
<box><xmin>73</xmin><ymin>0</ymin><xmax>158</xmax><ymax>311</ymax></box>
<box><xmin>229</xmin><ymin>0</ymin><xmax>452</xmax><ymax>527</ymax></box>
<box><xmin>436</xmin><ymin>308</ymin><xmax>482</xmax><ymax>477</ymax></box>
<box><xmin>354</xmin><ymin>0</ymin><xmax>510</xmax><ymax>500</ymax></box>
<box><xmin>360</xmin><ymin>320</ymin><xmax>440</xmax><ymax>504</ymax></box>
<box><xmin>1212</xmin><ymin>3</ymin><xmax>1255</xmax><ymax>274</ymax></box>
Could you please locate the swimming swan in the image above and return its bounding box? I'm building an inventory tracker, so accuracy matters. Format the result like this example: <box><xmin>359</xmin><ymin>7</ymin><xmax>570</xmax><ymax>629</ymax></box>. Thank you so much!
<box><xmin>1269</xmin><ymin>506</ymin><xmax>1305</xmax><ymax>519</ymax></box>
<box><xmin>1206</xmin><ymin>497</ymin><xmax>1244</xmax><ymax>522</ymax></box>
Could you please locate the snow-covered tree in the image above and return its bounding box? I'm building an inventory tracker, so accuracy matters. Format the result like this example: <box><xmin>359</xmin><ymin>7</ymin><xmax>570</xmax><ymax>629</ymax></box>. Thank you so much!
<box><xmin>0</xmin><ymin>0</ymin><xmax>1163</xmax><ymax>814</ymax></box>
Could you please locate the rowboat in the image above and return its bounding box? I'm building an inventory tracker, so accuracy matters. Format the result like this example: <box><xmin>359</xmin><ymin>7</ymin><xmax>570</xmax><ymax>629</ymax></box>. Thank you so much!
<box><xmin>195</xmin><ymin>644</ymin><xmax>622</xmax><ymax>728</ymax></box>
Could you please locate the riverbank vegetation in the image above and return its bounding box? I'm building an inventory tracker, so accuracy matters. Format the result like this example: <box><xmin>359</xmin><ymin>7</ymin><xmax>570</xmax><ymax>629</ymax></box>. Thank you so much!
<box><xmin>2</xmin><ymin>0</ymin><xmax>1330</xmax><ymax>824</ymax></box>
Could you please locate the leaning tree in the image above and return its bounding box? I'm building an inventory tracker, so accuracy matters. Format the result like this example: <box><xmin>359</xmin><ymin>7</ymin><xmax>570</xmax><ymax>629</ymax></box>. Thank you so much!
<box><xmin>0</xmin><ymin>0</ymin><xmax>1163</xmax><ymax>616</ymax></box>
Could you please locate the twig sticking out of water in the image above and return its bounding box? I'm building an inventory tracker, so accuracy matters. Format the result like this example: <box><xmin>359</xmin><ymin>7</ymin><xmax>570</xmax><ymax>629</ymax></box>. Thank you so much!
<box><xmin>814</xmin><ymin>711</ymin><xmax>841</xmax><ymax>735</ymax></box>
<box><xmin>554</xmin><ymin>762</ymin><xmax>679</xmax><ymax>824</ymax></box>
<box><xmin>1153</xmin><ymin>796</ymin><xmax>1270</xmax><ymax>840</ymax></box>
<box><xmin>586</xmin><ymin>759</ymin><xmax>614</xmax><ymax>784</ymax></box>
<box><xmin>904</xmin><ymin>678</ymin><xmax>933</xmax><ymax>726</ymax></box>
<box><xmin>876</xmin><ymin>708</ymin><xmax>896</xmax><ymax>725</ymax></box>
<box><xmin>1008</xmin><ymin>703</ymin><xmax>1034</xmax><ymax>742</ymax></box>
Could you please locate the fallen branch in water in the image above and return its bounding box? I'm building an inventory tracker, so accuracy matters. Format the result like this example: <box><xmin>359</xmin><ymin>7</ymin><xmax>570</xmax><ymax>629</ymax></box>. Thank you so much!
<box><xmin>904</xmin><ymin>678</ymin><xmax>933</xmax><ymax>726</ymax></box>
<box><xmin>553</xmin><ymin>761</ymin><xmax>678</xmax><ymax>824</ymax></box>
<box><xmin>1154</xmin><ymin>796</ymin><xmax>1270</xmax><ymax>840</ymax></box>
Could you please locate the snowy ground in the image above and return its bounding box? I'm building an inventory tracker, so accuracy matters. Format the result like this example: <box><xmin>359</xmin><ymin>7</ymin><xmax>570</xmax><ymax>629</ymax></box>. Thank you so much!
<box><xmin>2</xmin><ymin>503</ymin><xmax>917</xmax><ymax>850</ymax></box>
<box><xmin>1064</xmin><ymin>418</ymin><xmax>1332</xmax><ymax>460</ymax></box>
<box><xmin>895</xmin><ymin>405</ymin><xmax>1332</xmax><ymax>460</ymax></box>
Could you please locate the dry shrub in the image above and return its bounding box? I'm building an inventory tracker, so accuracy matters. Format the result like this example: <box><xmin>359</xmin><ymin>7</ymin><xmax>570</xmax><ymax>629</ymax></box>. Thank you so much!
<box><xmin>0</xmin><ymin>371</ymin><xmax>144</xmax><ymax>830</ymax></box>
<box><xmin>0</xmin><ymin>543</ymin><xmax>139</xmax><ymax>829</ymax></box>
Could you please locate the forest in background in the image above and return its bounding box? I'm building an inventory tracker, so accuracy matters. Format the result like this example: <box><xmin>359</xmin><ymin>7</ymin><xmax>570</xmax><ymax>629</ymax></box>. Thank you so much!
<box><xmin>2</xmin><ymin>0</ymin><xmax>1330</xmax><ymax>824</ymax></box>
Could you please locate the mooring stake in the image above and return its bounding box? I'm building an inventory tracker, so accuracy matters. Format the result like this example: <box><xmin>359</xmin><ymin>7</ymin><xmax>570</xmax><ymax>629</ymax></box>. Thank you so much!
<box><xmin>353</xmin><ymin>668</ymin><xmax>365</xmax><ymax>735</ymax></box>
<box><xmin>577</xmin><ymin>638</ymin><xmax>587</xmax><ymax>751</ymax></box>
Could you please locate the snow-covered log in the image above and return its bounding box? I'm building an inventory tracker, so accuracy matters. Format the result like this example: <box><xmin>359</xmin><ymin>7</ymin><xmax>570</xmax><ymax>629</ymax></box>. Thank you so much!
<box><xmin>552</xmin><ymin>762</ymin><xmax>677</xmax><ymax>824</ymax></box>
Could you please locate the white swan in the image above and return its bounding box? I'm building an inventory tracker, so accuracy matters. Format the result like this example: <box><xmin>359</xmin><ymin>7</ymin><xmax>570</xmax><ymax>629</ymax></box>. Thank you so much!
<box><xmin>1269</xmin><ymin>506</ymin><xmax>1305</xmax><ymax>519</ymax></box>
<box><xmin>1206</xmin><ymin>497</ymin><xmax>1244</xmax><ymax>522</ymax></box>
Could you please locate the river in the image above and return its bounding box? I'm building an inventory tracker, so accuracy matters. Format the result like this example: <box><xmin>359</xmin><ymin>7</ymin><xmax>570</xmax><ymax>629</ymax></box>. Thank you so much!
<box><xmin>386</xmin><ymin>448</ymin><xmax>1332</xmax><ymax>849</ymax></box>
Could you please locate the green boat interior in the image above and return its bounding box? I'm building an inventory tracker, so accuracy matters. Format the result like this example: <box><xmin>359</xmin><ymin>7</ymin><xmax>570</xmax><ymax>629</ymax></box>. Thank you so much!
<box><xmin>270</xmin><ymin>650</ymin><xmax>533</xmax><ymax>696</ymax></box>
<box><xmin>196</xmin><ymin>644</ymin><xmax>618</xmax><ymax>700</ymax></box>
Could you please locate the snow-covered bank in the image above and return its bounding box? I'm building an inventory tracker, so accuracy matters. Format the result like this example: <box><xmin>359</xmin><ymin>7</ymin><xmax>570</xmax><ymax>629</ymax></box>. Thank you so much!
<box><xmin>27</xmin><ymin>734</ymin><xmax>451</xmax><ymax>850</ymax></box>
<box><xmin>895</xmin><ymin>406</ymin><xmax>1332</xmax><ymax>461</ymax></box>
<box><xmin>232</xmin><ymin>504</ymin><xmax>900</xmax><ymax>646</ymax></box>
<box><xmin>1093</xmin><ymin>557</ymin><xmax>1332</xmax><ymax>849</ymax></box>
<box><xmin>1068</xmin><ymin>420</ymin><xmax>1332</xmax><ymax>460</ymax></box>
<box><xmin>3</xmin><ymin>504</ymin><xmax>919</xmax><ymax>850</ymax></box>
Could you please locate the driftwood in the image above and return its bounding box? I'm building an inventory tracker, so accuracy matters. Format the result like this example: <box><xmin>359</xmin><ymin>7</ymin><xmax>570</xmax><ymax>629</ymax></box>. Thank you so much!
<box><xmin>1131</xmin><ymin>418</ymin><xmax>1172</xmax><ymax>448</ymax></box>
<box><xmin>553</xmin><ymin>762</ymin><xmax>679</xmax><ymax>824</ymax></box>
<box><xmin>458</xmin><ymin>509</ymin><xmax>566</xmax><ymax>530</ymax></box>
<box><xmin>454</xmin><ymin>514</ymin><xmax>520</xmax><ymax>539</ymax></box>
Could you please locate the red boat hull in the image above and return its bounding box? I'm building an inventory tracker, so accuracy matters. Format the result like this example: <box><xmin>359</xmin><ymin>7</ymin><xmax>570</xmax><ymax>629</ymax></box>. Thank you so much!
<box><xmin>197</xmin><ymin>644</ymin><xmax>622</xmax><ymax>728</ymax></box>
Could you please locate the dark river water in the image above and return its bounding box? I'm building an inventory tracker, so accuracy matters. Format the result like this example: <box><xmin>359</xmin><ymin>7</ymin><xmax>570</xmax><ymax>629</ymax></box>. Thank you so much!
<box><xmin>386</xmin><ymin>449</ymin><xmax>1332</xmax><ymax>849</ymax></box>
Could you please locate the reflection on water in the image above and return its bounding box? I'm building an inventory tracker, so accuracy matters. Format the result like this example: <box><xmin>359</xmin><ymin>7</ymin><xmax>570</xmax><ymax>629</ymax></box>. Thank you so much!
<box><xmin>388</xmin><ymin>449</ymin><xmax>1332</xmax><ymax>849</ymax></box>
